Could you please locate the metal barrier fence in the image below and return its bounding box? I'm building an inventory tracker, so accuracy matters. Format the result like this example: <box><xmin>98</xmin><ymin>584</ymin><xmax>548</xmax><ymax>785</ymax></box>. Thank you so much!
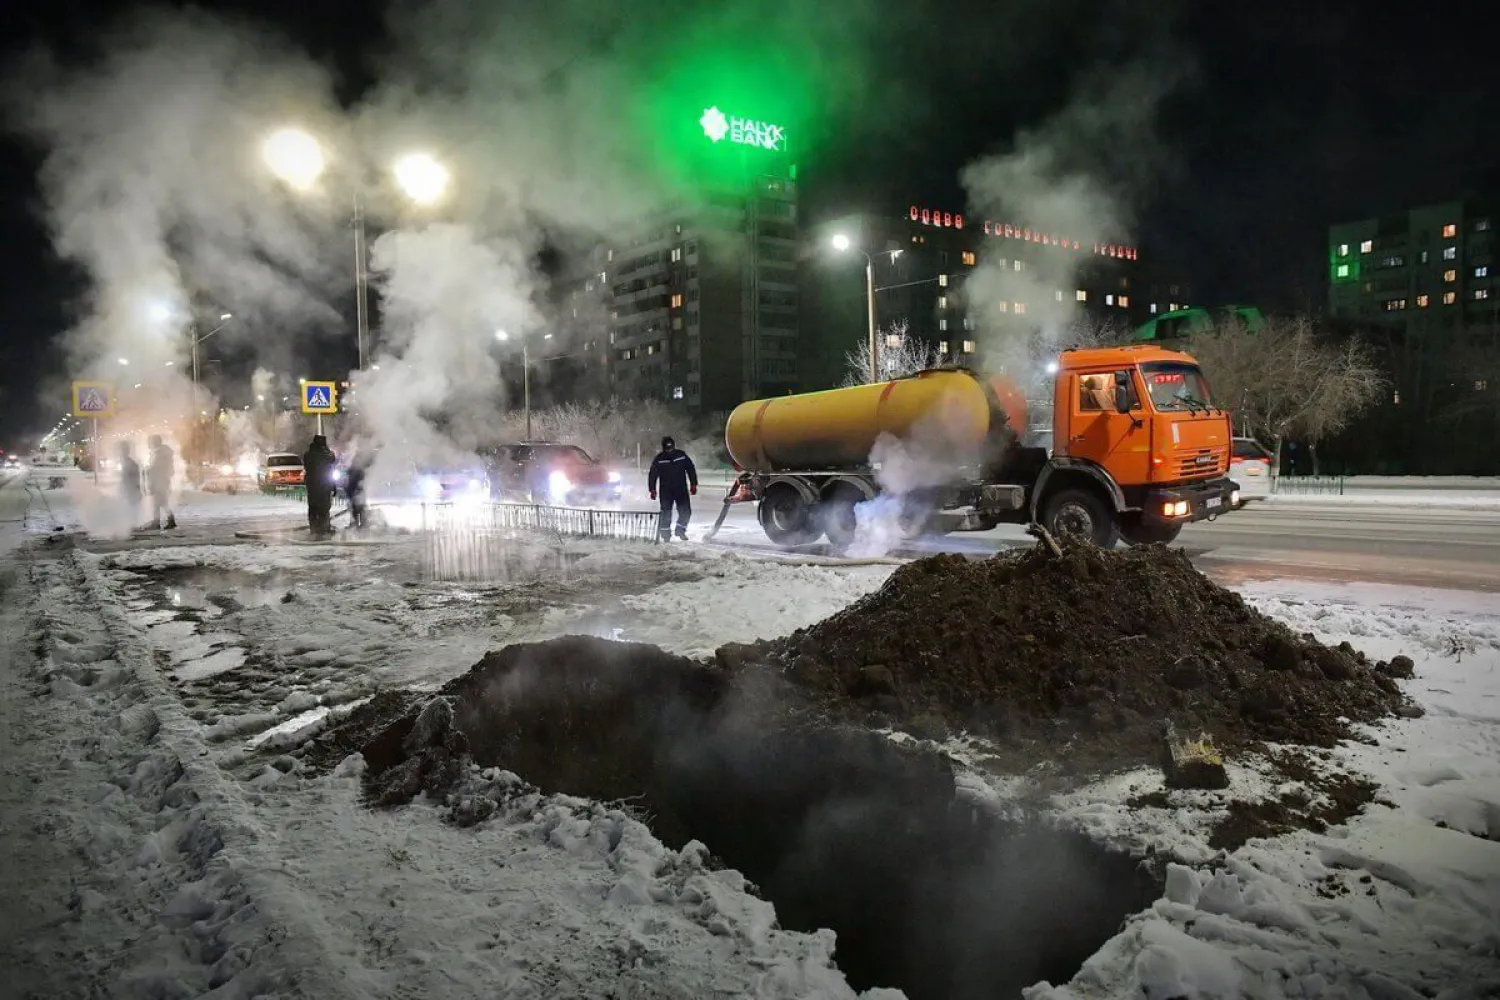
<box><xmin>1270</xmin><ymin>475</ymin><xmax>1346</xmax><ymax>495</ymax></box>
<box><xmin>413</xmin><ymin>501</ymin><xmax>661</xmax><ymax>583</ymax></box>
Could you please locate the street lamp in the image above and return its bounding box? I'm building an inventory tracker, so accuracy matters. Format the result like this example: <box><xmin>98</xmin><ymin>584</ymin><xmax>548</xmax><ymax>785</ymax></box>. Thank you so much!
<box><xmin>188</xmin><ymin>313</ymin><xmax>234</xmax><ymax>412</ymax></box>
<box><xmin>831</xmin><ymin>234</ymin><xmax>902</xmax><ymax>383</ymax></box>
<box><xmin>263</xmin><ymin>127</ymin><xmax>451</xmax><ymax>372</ymax></box>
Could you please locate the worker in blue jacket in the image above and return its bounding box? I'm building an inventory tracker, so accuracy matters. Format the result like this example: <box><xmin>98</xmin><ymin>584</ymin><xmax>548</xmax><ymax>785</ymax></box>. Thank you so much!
<box><xmin>647</xmin><ymin>435</ymin><xmax>697</xmax><ymax>541</ymax></box>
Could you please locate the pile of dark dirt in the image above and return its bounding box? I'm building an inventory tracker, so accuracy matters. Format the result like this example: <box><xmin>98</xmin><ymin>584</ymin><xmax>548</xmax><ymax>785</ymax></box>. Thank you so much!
<box><xmin>723</xmin><ymin>541</ymin><xmax>1414</xmax><ymax>778</ymax></box>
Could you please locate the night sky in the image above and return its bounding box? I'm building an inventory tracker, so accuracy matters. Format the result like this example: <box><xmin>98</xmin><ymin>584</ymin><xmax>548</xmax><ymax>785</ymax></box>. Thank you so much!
<box><xmin>1</xmin><ymin>0</ymin><xmax>1496</xmax><ymax>444</ymax></box>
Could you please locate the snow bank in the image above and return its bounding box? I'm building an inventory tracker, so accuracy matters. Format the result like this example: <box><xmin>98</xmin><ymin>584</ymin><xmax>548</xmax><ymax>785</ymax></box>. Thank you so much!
<box><xmin>1024</xmin><ymin>578</ymin><xmax>1500</xmax><ymax>998</ymax></box>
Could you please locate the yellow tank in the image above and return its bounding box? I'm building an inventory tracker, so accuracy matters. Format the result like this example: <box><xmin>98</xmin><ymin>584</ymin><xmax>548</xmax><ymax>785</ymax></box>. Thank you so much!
<box><xmin>725</xmin><ymin>369</ymin><xmax>1027</xmax><ymax>473</ymax></box>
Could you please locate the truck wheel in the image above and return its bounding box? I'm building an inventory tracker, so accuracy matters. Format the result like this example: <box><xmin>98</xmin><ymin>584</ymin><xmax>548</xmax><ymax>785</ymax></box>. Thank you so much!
<box><xmin>759</xmin><ymin>485</ymin><xmax>820</xmax><ymax>546</ymax></box>
<box><xmin>1043</xmin><ymin>489</ymin><xmax>1120</xmax><ymax>549</ymax></box>
<box><xmin>820</xmin><ymin>485</ymin><xmax>864</xmax><ymax>552</ymax></box>
<box><xmin>1118</xmin><ymin>515</ymin><xmax>1182</xmax><ymax>546</ymax></box>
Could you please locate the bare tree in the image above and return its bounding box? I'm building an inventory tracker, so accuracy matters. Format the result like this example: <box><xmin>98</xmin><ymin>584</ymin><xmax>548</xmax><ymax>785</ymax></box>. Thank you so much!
<box><xmin>1188</xmin><ymin>315</ymin><xmax>1386</xmax><ymax>473</ymax></box>
<box><xmin>842</xmin><ymin>320</ymin><xmax>946</xmax><ymax>386</ymax></box>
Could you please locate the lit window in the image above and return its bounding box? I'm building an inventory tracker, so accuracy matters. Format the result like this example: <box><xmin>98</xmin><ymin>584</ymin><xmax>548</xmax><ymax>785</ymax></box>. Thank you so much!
<box><xmin>962</xmin><ymin>340</ymin><xmax>977</xmax><ymax>354</ymax></box>
<box><xmin>939</xmin><ymin>319</ymin><xmax>948</xmax><ymax>331</ymax></box>
<box><xmin>1013</xmin><ymin>260</ymin><xmax>1024</xmax><ymax>272</ymax></box>
<box><xmin>1335</xmin><ymin>264</ymin><xmax>1350</xmax><ymax>277</ymax></box>
<box><xmin>1384</xmin><ymin>299</ymin><xmax>1406</xmax><ymax>311</ymax></box>
<box><xmin>1105</xmin><ymin>294</ymin><xmax>1115</xmax><ymax>305</ymax></box>
<box><xmin>1477</xmin><ymin>380</ymin><xmax>1489</xmax><ymax>391</ymax></box>
<box><xmin>673</xmin><ymin>386</ymin><xmax>684</xmax><ymax>400</ymax></box>
<box><xmin>1477</xmin><ymin>289</ymin><xmax>1491</xmax><ymax>301</ymax></box>
<box><xmin>996</xmin><ymin>301</ymin><xmax>1009</xmax><ymax>313</ymax></box>
<box><xmin>1076</xmin><ymin>289</ymin><xmax>1087</xmax><ymax>302</ymax></box>
<box><xmin>1117</xmin><ymin>295</ymin><xmax>1130</xmax><ymax>308</ymax></box>
<box><xmin>962</xmin><ymin>251</ymin><xmax>976</xmax><ymax>266</ymax></box>
<box><xmin>886</xmin><ymin>334</ymin><xmax>902</xmax><ymax>348</ymax></box>
<box><xmin>1360</xmin><ymin>240</ymin><xmax>1373</xmax><ymax>253</ymax></box>
<box><xmin>1444</xmin><ymin>269</ymin><xmax>1458</xmax><ymax>282</ymax></box>
<box><xmin>607</xmin><ymin>249</ymin><xmax>614</xmax><ymax>262</ymax></box>
<box><xmin>1417</xmin><ymin>294</ymin><xmax>1430</xmax><ymax>307</ymax></box>
<box><xmin>938</xmin><ymin>274</ymin><xmax>948</xmax><ymax>287</ymax></box>
<box><xmin>1443</xmin><ymin>291</ymin><xmax>1457</xmax><ymax>305</ymax></box>
<box><xmin>671</xmin><ymin>247</ymin><xmax>682</xmax><ymax>262</ymax></box>
<box><xmin>670</xmin><ymin>293</ymin><xmax>683</xmax><ymax>308</ymax></box>
<box><xmin>1442</xmin><ymin>223</ymin><xmax>1457</xmax><ymax>238</ymax></box>
<box><xmin>1054</xmin><ymin>290</ymin><xmax>1064</xmax><ymax>302</ymax></box>
<box><xmin>964</xmin><ymin>316</ymin><xmax>976</xmax><ymax>330</ymax></box>
<box><xmin>1477</xmin><ymin>219</ymin><xmax>1493</xmax><ymax>232</ymax></box>
<box><xmin>1393</xmin><ymin>390</ymin><xmax>1401</xmax><ymax>404</ymax></box>
<box><xmin>1014</xmin><ymin>302</ymin><xmax>1027</xmax><ymax>315</ymax></box>
<box><xmin>1443</xmin><ymin>246</ymin><xmax>1457</xmax><ymax>260</ymax></box>
<box><xmin>1150</xmin><ymin>303</ymin><xmax>1158</xmax><ymax>314</ymax></box>
<box><xmin>1477</xmin><ymin>266</ymin><xmax>1490</xmax><ymax>278</ymax></box>
<box><xmin>1338</xmin><ymin>243</ymin><xmax>1349</xmax><ymax>256</ymax></box>
<box><xmin>939</xmin><ymin>341</ymin><xmax>949</xmax><ymax>354</ymax></box>
<box><xmin>938</xmin><ymin>296</ymin><xmax>947</xmax><ymax>309</ymax></box>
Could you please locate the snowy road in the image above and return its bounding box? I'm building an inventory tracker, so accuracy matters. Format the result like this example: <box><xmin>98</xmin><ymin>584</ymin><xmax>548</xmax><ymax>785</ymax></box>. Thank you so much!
<box><xmin>698</xmin><ymin>494</ymin><xmax>1500</xmax><ymax>590</ymax></box>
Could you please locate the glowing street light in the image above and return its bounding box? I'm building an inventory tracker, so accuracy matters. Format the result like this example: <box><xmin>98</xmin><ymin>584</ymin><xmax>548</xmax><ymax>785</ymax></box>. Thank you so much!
<box><xmin>261</xmin><ymin>128</ymin><xmax>326</xmax><ymax>191</ymax></box>
<box><xmin>117</xmin><ymin>357</ymin><xmax>130</xmax><ymax>366</ymax></box>
<box><xmin>831</xmin><ymin>234</ymin><xmax>903</xmax><ymax>383</ymax></box>
<box><xmin>393</xmin><ymin>153</ymin><xmax>449</xmax><ymax>205</ymax></box>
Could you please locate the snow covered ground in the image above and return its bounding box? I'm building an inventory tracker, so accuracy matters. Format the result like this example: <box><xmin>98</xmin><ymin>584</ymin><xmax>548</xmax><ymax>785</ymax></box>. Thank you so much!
<box><xmin>4</xmin><ymin>470</ymin><xmax>1500</xmax><ymax>998</ymax></box>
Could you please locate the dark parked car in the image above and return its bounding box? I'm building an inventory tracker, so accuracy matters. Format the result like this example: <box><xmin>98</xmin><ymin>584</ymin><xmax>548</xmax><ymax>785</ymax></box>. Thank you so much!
<box><xmin>483</xmin><ymin>442</ymin><xmax>623</xmax><ymax>505</ymax></box>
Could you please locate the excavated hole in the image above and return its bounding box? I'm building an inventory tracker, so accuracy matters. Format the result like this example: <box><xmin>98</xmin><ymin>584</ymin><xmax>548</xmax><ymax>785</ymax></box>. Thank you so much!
<box><xmin>365</xmin><ymin>637</ymin><xmax>1162</xmax><ymax>999</ymax></box>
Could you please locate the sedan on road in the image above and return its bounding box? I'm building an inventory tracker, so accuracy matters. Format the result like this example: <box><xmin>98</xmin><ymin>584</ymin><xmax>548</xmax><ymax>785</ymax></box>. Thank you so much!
<box><xmin>1229</xmin><ymin>437</ymin><xmax>1273</xmax><ymax>506</ymax></box>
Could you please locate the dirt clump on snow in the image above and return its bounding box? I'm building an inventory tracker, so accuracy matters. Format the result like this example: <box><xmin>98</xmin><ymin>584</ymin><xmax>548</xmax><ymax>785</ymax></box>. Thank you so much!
<box><xmin>726</xmin><ymin>541</ymin><xmax>1412</xmax><ymax>779</ymax></box>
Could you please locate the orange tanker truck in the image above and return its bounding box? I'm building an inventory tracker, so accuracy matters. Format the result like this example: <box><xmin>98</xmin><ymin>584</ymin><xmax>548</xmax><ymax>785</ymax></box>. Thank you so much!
<box><xmin>720</xmin><ymin>344</ymin><xmax>1241</xmax><ymax>550</ymax></box>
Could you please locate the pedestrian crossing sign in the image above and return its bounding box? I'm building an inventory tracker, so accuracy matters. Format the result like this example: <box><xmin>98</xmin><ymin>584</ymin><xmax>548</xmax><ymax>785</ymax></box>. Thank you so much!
<box><xmin>71</xmin><ymin>381</ymin><xmax>115</xmax><ymax>418</ymax></box>
<box><xmin>301</xmin><ymin>381</ymin><xmax>338</xmax><ymax>415</ymax></box>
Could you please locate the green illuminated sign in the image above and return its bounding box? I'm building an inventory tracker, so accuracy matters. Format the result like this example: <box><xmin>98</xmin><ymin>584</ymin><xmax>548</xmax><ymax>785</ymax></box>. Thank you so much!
<box><xmin>698</xmin><ymin>106</ymin><xmax>786</xmax><ymax>152</ymax></box>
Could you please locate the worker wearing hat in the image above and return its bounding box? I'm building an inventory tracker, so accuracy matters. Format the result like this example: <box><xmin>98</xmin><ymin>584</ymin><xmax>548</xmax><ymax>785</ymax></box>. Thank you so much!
<box><xmin>647</xmin><ymin>435</ymin><xmax>698</xmax><ymax>541</ymax></box>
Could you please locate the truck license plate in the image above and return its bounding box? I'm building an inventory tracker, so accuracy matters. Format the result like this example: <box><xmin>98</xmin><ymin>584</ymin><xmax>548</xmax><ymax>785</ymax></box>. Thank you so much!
<box><xmin>1206</xmin><ymin>497</ymin><xmax>1221</xmax><ymax>509</ymax></box>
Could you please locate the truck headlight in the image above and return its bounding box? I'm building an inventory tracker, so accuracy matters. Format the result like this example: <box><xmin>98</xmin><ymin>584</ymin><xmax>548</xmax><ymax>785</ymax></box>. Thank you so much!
<box><xmin>420</xmin><ymin>477</ymin><xmax>442</xmax><ymax>501</ymax></box>
<box><xmin>607</xmin><ymin>470</ymin><xmax>622</xmax><ymax>483</ymax></box>
<box><xmin>548</xmin><ymin>470</ymin><xmax>571</xmax><ymax>496</ymax></box>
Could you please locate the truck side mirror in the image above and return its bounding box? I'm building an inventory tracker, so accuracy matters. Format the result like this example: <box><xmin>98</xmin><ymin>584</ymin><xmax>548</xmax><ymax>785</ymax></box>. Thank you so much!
<box><xmin>1113</xmin><ymin>371</ymin><xmax>1132</xmax><ymax>414</ymax></box>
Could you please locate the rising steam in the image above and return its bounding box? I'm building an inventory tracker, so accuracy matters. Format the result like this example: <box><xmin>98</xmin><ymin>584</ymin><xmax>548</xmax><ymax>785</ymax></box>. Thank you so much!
<box><xmin>960</xmin><ymin>65</ymin><xmax>1178</xmax><ymax>378</ymax></box>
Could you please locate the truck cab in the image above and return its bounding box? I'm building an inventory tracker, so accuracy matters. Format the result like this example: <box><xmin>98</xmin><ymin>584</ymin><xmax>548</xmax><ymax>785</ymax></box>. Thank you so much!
<box><xmin>1034</xmin><ymin>345</ymin><xmax>1238</xmax><ymax>546</ymax></box>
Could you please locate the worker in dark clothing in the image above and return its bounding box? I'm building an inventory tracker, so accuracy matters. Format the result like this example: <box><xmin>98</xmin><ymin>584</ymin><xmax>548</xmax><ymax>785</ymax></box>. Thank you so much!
<box><xmin>116</xmin><ymin>441</ymin><xmax>143</xmax><ymax>528</ymax></box>
<box><xmin>344</xmin><ymin>449</ymin><xmax>372</xmax><ymax>530</ymax></box>
<box><xmin>647</xmin><ymin>435</ymin><xmax>697</xmax><ymax>541</ymax></box>
<box><xmin>303</xmin><ymin>435</ymin><xmax>337</xmax><ymax>539</ymax></box>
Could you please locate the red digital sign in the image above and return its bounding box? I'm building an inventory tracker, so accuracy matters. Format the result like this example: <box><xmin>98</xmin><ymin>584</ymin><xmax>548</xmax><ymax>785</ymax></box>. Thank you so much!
<box><xmin>908</xmin><ymin>205</ymin><xmax>1136</xmax><ymax>259</ymax></box>
<box><xmin>1150</xmin><ymin>373</ymin><xmax>1185</xmax><ymax>384</ymax></box>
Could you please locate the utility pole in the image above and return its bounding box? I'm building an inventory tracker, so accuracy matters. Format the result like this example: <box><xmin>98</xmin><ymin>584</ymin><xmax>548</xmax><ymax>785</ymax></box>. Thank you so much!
<box><xmin>353</xmin><ymin>191</ymin><xmax>370</xmax><ymax>372</ymax></box>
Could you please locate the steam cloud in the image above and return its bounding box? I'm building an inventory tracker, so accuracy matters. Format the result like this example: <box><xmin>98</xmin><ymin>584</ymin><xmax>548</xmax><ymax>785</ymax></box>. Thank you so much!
<box><xmin>960</xmin><ymin>65</ymin><xmax>1178</xmax><ymax>379</ymax></box>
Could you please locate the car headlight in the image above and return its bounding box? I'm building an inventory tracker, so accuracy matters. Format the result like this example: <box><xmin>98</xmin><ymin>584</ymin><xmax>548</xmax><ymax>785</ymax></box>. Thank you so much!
<box><xmin>332</xmin><ymin>468</ymin><xmax>345</xmax><ymax>483</ymax></box>
<box><xmin>468</xmin><ymin>477</ymin><xmax>483</xmax><ymax>492</ymax></box>
<box><xmin>548</xmin><ymin>470</ymin><xmax>571</xmax><ymax>495</ymax></box>
<box><xmin>219</xmin><ymin>464</ymin><xmax>234</xmax><ymax>476</ymax></box>
<box><xmin>607</xmin><ymin>470</ymin><xmax>622</xmax><ymax>483</ymax></box>
<box><xmin>420</xmin><ymin>477</ymin><xmax>442</xmax><ymax>501</ymax></box>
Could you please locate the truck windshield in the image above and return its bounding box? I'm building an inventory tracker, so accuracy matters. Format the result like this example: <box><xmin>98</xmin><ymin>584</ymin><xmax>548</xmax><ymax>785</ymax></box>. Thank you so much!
<box><xmin>1140</xmin><ymin>363</ymin><xmax>1214</xmax><ymax>412</ymax></box>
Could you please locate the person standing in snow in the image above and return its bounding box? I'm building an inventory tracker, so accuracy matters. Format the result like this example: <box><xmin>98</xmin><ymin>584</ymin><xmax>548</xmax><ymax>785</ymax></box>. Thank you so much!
<box><xmin>648</xmin><ymin>435</ymin><xmax>697</xmax><ymax>542</ymax></box>
<box><xmin>344</xmin><ymin>448</ymin><xmax>372</xmax><ymax>530</ymax></box>
<box><xmin>116</xmin><ymin>441</ymin><xmax>143</xmax><ymax>528</ymax></box>
<box><xmin>303</xmin><ymin>434</ymin><xmax>337</xmax><ymax>539</ymax></box>
<box><xmin>146</xmin><ymin>435</ymin><xmax>176</xmax><ymax>530</ymax></box>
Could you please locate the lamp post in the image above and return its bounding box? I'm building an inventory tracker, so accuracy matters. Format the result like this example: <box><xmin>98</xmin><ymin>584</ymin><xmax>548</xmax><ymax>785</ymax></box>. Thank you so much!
<box><xmin>262</xmin><ymin>129</ymin><xmax>449</xmax><ymax>371</ymax></box>
<box><xmin>831</xmin><ymin>234</ymin><xmax>902</xmax><ymax>383</ymax></box>
<box><xmin>496</xmin><ymin>330</ymin><xmax>554</xmax><ymax>439</ymax></box>
<box><xmin>190</xmin><ymin>313</ymin><xmax>234</xmax><ymax>412</ymax></box>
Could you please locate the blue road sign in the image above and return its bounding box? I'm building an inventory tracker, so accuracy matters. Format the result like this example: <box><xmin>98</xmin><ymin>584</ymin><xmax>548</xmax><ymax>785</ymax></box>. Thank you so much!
<box><xmin>301</xmin><ymin>381</ymin><xmax>338</xmax><ymax>415</ymax></box>
<box><xmin>72</xmin><ymin>381</ymin><xmax>115</xmax><ymax>418</ymax></box>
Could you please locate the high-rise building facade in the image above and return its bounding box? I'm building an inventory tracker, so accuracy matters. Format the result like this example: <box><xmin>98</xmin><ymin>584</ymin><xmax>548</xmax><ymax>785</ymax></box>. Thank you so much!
<box><xmin>801</xmin><ymin>204</ymin><xmax>1188</xmax><ymax>388</ymax></box>
<box><xmin>1325</xmin><ymin>197</ymin><xmax>1498</xmax><ymax>474</ymax></box>
<box><xmin>558</xmin><ymin>106</ymin><xmax>800</xmax><ymax>414</ymax></box>
<box><xmin>1328</xmin><ymin>198</ymin><xmax>1497</xmax><ymax>331</ymax></box>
